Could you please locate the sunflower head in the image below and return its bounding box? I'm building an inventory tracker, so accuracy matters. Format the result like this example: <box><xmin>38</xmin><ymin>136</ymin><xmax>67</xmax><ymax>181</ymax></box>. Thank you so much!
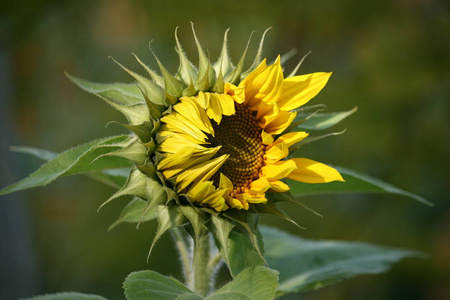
<box><xmin>69</xmin><ymin>25</ymin><xmax>344</xmax><ymax>262</ymax></box>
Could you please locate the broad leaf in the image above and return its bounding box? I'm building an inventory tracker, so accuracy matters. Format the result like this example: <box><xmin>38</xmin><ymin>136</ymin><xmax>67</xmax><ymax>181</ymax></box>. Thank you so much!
<box><xmin>0</xmin><ymin>136</ymin><xmax>131</xmax><ymax>196</ymax></box>
<box><xmin>123</xmin><ymin>270</ymin><xmax>202</xmax><ymax>300</ymax></box>
<box><xmin>206</xmin><ymin>266</ymin><xmax>279</xmax><ymax>300</ymax></box>
<box><xmin>261</xmin><ymin>226</ymin><xmax>422</xmax><ymax>297</ymax></box>
<box><xmin>223</xmin><ymin>231</ymin><xmax>265</xmax><ymax>278</ymax></box>
<box><xmin>108</xmin><ymin>197</ymin><xmax>158</xmax><ymax>230</ymax></box>
<box><xmin>288</xmin><ymin>166</ymin><xmax>432</xmax><ymax>205</ymax></box>
<box><xmin>296</xmin><ymin>107</ymin><xmax>357</xmax><ymax>130</ymax></box>
<box><xmin>21</xmin><ymin>292</ymin><xmax>108</xmax><ymax>300</ymax></box>
<box><xmin>11</xmin><ymin>145</ymin><xmax>130</xmax><ymax>189</ymax></box>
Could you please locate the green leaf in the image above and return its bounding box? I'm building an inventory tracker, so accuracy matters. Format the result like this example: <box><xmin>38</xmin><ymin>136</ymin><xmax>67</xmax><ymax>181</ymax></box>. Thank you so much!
<box><xmin>206</xmin><ymin>266</ymin><xmax>279</xmax><ymax>300</ymax></box>
<box><xmin>0</xmin><ymin>136</ymin><xmax>131</xmax><ymax>196</ymax></box>
<box><xmin>208</xmin><ymin>215</ymin><xmax>234</xmax><ymax>270</ymax></box>
<box><xmin>288</xmin><ymin>165</ymin><xmax>432</xmax><ymax>205</ymax></box>
<box><xmin>65</xmin><ymin>72</ymin><xmax>143</xmax><ymax>105</ymax></box>
<box><xmin>21</xmin><ymin>292</ymin><xmax>108</xmax><ymax>300</ymax></box>
<box><xmin>148</xmin><ymin>205</ymin><xmax>186</xmax><ymax>260</ymax></box>
<box><xmin>10</xmin><ymin>145</ymin><xmax>130</xmax><ymax>189</ymax></box>
<box><xmin>221</xmin><ymin>230</ymin><xmax>265</xmax><ymax>278</ymax></box>
<box><xmin>123</xmin><ymin>270</ymin><xmax>202</xmax><ymax>300</ymax></box>
<box><xmin>296</xmin><ymin>107</ymin><xmax>357</xmax><ymax>130</ymax></box>
<box><xmin>261</xmin><ymin>226</ymin><xmax>422</xmax><ymax>296</ymax></box>
<box><xmin>108</xmin><ymin>197</ymin><xmax>157</xmax><ymax>230</ymax></box>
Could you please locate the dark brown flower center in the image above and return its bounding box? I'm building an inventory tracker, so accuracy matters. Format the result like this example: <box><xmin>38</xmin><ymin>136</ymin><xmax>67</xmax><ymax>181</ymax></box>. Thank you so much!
<box><xmin>207</xmin><ymin>103</ymin><xmax>264</xmax><ymax>195</ymax></box>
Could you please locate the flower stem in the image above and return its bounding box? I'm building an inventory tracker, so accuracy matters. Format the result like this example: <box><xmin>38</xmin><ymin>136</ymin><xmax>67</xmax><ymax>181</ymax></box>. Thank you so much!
<box><xmin>171</xmin><ymin>227</ymin><xmax>192</xmax><ymax>289</ymax></box>
<box><xmin>192</xmin><ymin>234</ymin><xmax>212</xmax><ymax>296</ymax></box>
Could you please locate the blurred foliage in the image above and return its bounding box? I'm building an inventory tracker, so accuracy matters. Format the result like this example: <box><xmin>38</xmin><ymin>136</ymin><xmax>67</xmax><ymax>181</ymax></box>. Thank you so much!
<box><xmin>0</xmin><ymin>0</ymin><xmax>449</xmax><ymax>299</ymax></box>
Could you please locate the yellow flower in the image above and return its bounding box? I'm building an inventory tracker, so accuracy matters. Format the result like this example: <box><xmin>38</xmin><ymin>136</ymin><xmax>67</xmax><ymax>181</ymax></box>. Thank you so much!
<box><xmin>156</xmin><ymin>56</ymin><xmax>344</xmax><ymax>212</ymax></box>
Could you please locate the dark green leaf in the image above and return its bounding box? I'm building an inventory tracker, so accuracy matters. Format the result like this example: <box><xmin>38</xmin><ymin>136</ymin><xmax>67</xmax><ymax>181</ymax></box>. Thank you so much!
<box><xmin>261</xmin><ymin>226</ymin><xmax>423</xmax><ymax>296</ymax></box>
<box><xmin>21</xmin><ymin>292</ymin><xmax>108</xmax><ymax>300</ymax></box>
<box><xmin>222</xmin><ymin>230</ymin><xmax>264</xmax><ymax>277</ymax></box>
<box><xmin>108</xmin><ymin>197</ymin><xmax>157</xmax><ymax>231</ymax></box>
<box><xmin>296</xmin><ymin>107</ymin><xmax>357</xmax><ymax>130</ymax></box>
<box><xmin>123</xmin><ymin>270</ymin><xmax>202</xmax><ymax>300</ymax></box>
<box><xmin>288</xmin><ymin>166</ymin><xmax>432</xmax><ymax>205</ymax></box>
<box><xmin>1</xmin><ymin>136</ymin><xmax>131</xmax><ymax>196</ymax></box>
<box><xmin>206</xmin><ymin>266</ymin><xmax>279</xmax><ymax>300</ymax></box>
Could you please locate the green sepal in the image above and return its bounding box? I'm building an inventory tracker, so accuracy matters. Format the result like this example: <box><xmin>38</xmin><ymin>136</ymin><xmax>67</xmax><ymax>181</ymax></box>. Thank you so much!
<box><xmin>289</xmin><ymin>130</ymin><xmax>346</xmax><ymax>155</ymax></box>
<box><xmin>138</xmin><ymin>176</ymin><xmax>168</xmax><ymax>228</ymax></box>
<box><xmin>136</xmin><ymin>158</ymin><xmax>157</xmax><ymax>180</ymax></box>
<box><xmin>207</xmin><ymin>215</ymin><xmax>235</xmax><ymax>271</ymax></box>
<box><xmin>114</xmin><ymin>121</ymin><xmax>154</xmax><ymax>143</ymax></box>
<box><xmin>182</xmin><ymin>79</ymin><xmax>197</xmax><ymax>97</ymax></box>
<box><xmin>242</xmin><ymin>27</ymin><xmax>271</xmax><ymax>78</ymax></box>
<box><xmin>211</xmin><ymin>69</ymin><xmax>225</xmax><ymax>93</ymax></box>
<box><xmin>94</xmin><ymin>92</ymin><xmax>149</xmax><ymax>126</ymax></box>
<box><xmin>65</xmin><ymin>72</ymin><xmax>143</xmax><ymax>105</ymax></box>
<box><xmin>97</xmin><ymin>138</ymin><xmax>148</xmax><ymax>166</ymax></box>
<box><xmin>132</xmin><ymin>52</ymin><xmax>165</xmax><ymax>87</ymax></box>
<box><xmin>175</xmin><ymin>28</ymin><xmax>198</xmax><ymax>85</ymax></box>
<box><xmin>284</xmin><ymin>108</ymin><xmax>324</xmax><ymax>133</ymax></box>
<box><xmin>108</xmin><ymin>197</ymin><xmax>158</xmax><ymax>231</ymax></box>
<box><xmin>268</xmin><ymin>190</ymin><xmax>323</xmax><ymax>218</ymax></box>
<box><xmin>98</xmin><ymin>168</ymin><xmax>150</xmax><ymax>210</ymax></box>
<box><xmin>250</xmin><ymin>200</ymin><xmax>303</xmax><ymax>229</ymax></box>
<box><xmin>224</xmin><ymin>31</ymin><xmax>253</xmax><ymax>85</ymax></box>
<box><xmin>110</xmin><ymin>56</ymin><xmax>166</xmax><ymax>107</ymax></box>
<box><xmin>287</xmin><ymin>50</ymin><xmax>311</xmax><ymax>78</ymax></box>
<box><xmin>277</xmin><ymin>48</ymin><xmax>298</xmax><ymax>66</ymax></box>
<box><xmin>148</xmin><ymin>205</ymin><xmax>187</xmax><ymax>261</ymax></box>
<box><xmin>296</xmin><ymin>106</ymin><xmax>358</xmax><ymax>131</ymax></box>
<box><xmin>191</xmin><ymin>22</ymin><xmax>216</xmax><ymax>91</ymax></box>
<box><xmin>222</xmin><ymin>210</ymin><xmax>266</xmax><ymax>265</ymax></box>
<box><xmin>136</xmin><ymin>85</ymin><xmax>165</xmax><ymax>119</ymax></box>
<box><xmin>213</xmin><ymin>28</ymin><xmax>234</xmax><ymax>78</ymax></box>
<box><xmin>143</xmin><ymin>138</ymin><xmax>156</xmax><ymax>154</ymax></box>
<box><xmin>178</xmin><ymin>206</ymin><xmax>209</xmax><ymax>267</ymax></box>
<box><xmin>151</xmin><ymin>50</ymin><xmax>187</xmax><ymax>101</ymax></box>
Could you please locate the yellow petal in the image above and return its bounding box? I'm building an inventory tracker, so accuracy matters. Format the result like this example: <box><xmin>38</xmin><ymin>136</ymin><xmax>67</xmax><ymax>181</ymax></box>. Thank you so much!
<box><xmin>264</xmin><ymin>110</ymin><xmax>297</xmax><ymax>135</ymax></box>
<box><xmin>207</xmin><ymin>93</ymin><xmax>223</xmax><ymax>124</ymax></box>
<box><xmin>269</xmin><ymin>131</ymin><xmax>309</xmax><ymax>149</ymax></box>
<box><xmin>264</xmin><ymin>142</ymin><xmax>289</xmax><ymax>163</ymax></box>
<box><xmin>261</xmin><ymin>130</ymin><xmax>274</xmax><ymax>145</ymax></box>
<box><xmin>269</xmin><ymin>180</ymin><xmax>290</xmax><ymax>192</ymax></box>
<box><xmin>176</xmin><ymin>154</ymin><xmax>229</xmax><ymax>191</ymax></box>
<box><xmin>215</xmin><ymin>94</ymin><xmax>235</xmax><ymax>116</ymax></box>
<box><xmin>240</xmin><ymin>57</ymin><xmax>284</xmax><ymax>107</ymax></box>
<box><xmin>161</xmin><ymin>147</ymin><xmax>221</xmax><ymax>178</ymax></box>
<box><xmin>278</xmin><ymin>72</ymin><xmax>332</xmax><ymax>111</ymax></box>
<box><xmin>260</xmin><ymin>160</ymin><xmax>297</xmax><ymax>180</ymax></box>
<box><xmin>225</xmin><ymin>83</ymin><xmax>245</xmax><ymax>104</ymax></box>
<box><xmin>157</xmin><ymin>146</ymin><xmax>196</xmax><ymax>170</ymax></box>
<box><xmin>226</xmin><ymin>197</ymin><xmax>246</xmax><ymax>210</ymax></box>
<box><xmin>175</xmin><ymin>97</ymin><xmax>214</xmax><ymax>135</ymax></box>
<box><xmin>257</xmin><ymin>102</ymin><xmax>279</xmax><ymax>128</ymax></box>
<box><xmin>237</xmin><ymin>192</ymin><xmax>267</xmax><ymax>204</ymax></box>
<box><xmin>248</xmin><ymin>177</ymin><xmax>271</xmax><ymax>193</ymax></box>
<box><xmin>287</xmin><ymin>158</ymin><xmax>345</xmax><ymax>183</ymax></box>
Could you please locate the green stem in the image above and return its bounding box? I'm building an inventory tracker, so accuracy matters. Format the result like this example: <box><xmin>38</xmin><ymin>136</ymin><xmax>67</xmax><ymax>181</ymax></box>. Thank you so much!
<box><xmin>171</xmin><ymin>227</ymin><xmax>192</xmax><ymax>289</ymax></box>
<box><xmin>193</xmin><ymin>234</ymin><xmax>212</xmax><ymax>296</ymax></box>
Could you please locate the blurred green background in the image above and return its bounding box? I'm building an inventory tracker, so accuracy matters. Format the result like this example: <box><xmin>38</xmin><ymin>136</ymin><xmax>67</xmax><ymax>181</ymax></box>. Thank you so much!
<box><xmin>0</xmin><ymin>0</ymin><xmax>449</xmax><ymax>299</ymax></box>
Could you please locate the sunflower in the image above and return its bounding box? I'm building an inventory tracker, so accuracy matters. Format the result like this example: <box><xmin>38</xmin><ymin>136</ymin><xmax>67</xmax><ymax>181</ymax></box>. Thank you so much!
<box><xmin>156</xmin><ymin>56</ymin><xmax>343</xmax><ymax>212</ymax></box>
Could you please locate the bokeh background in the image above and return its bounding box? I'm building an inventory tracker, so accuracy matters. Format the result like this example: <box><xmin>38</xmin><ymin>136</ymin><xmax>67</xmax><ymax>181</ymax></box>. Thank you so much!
<box><xmin>1</xmin><ymin>0</ymin><xmax>449</xmax><ymax>299</ymax></box>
